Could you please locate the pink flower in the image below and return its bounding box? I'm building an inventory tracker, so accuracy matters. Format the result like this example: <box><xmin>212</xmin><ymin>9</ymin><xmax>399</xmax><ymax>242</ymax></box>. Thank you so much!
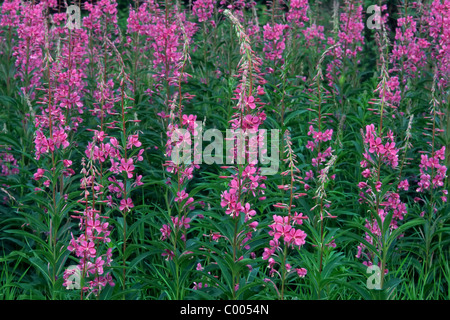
<box><xmin>119</xmin><ymin>198</ymin><xmax>134</xmax><ymax>212</ymax></box>
<box><xmin>375</xmin><ymin>181</ymin><xmax>382</xmax><ymax>192</ymax></box>
<box><xmin>63</xmin><ymin>160</ymin><xmax>72</xmax><ymax>168</ymax></box>
<box><xmin>245</xmin><ymin>95</ymin><xmax>256</xmax><ymax>109</ymax></box>
<box><xmin>160</xmin><ymin>224</ymin><xmax>171</xmax><ymax>241</ymax></box>
<box><xmin>296</xmin><ymin>268</ymin><xmax>307</xmax><ymax>278</ymax></box>
<box><xmin>175</xmin><ymin>190</ymin><xmax>189</xmax><ymax>202</ymax></box>
<box><xmin>398</xmin><ymin>179</ymin><xmax>409</xmax><ymax>191</ymax></box>
<box><xmin>119</xmin><ymin>158</ymin><xmax>135</xmax><ymax>179</ymax></box>
<box><xmin>33</xmin><ymin>168</ymin><xmax>45</xmax><ymax>180</ymax></box>
<box><xmin>362</xmin><ymin>169</ymin><xmax>371</xmax><ymax>178</ymax></box>
<box><xmin>162</xmin><ymin>249</ymin><xmax>175</xmax><ymax>260</ymax></box>
<box><xmin>133</xmin><ymin>175</ymin><xmax>144</xmax><ymax>187</ymax></box>
<box><xmin>286</xmin><ymin>228</ymin><xmax>307</xmax><ymax>247</ymax></box>
<box><xmin>127</xmin><ymin>134</ymin><xmax>142</xmax><ymax>149</ymax></box>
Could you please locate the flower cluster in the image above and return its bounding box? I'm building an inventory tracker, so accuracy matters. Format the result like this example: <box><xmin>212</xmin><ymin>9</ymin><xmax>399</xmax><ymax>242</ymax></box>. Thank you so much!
<box><xmin>262</xmin><ymin>23</ymin><xmax>289</xmax><ymax>63</ymax></box>
<box><xmin>83</xmin><ymin>0</ymin><xmax>119</xmax><ymax>40</ymax></box>
<box><xmin>0</xmin><ymin>0</ymin><xmax>22</xmax><ymax>28</ymax></box>
<box><xmin>146</xmin><ymin>4</ymin><xmax>196</xmax><ymax>86</ymax></box>
<box><xmin>159</xmin><ymin>12</ymin><xmax>198</xmax><ymax>260</ymax></box>
<box><xmin>261</xmin><ymin>131</ymin><xmax>308</xmax><ymax>299</ymax></box>
<box><xmin>391</xmin><ymin>15</ymin><xmax>429</xmax><ymax>79</ymax></box>
<box><xmin>302</xmin><ymin>24</ymin><xmax>325</xmax><ymax>50</ymax></box>
<box><xmin>417</xmin><ymin>147</ymin><xmax>447</xmax><ymax>199</ymax></box>
<box><xmin>263</xmin><ymin>212</ymin><xmax>307</xmax><ymax>266</ymax></box>
<box><xmin>326</xmin><ymin>0</ymin><xmax>364</xmax><ymax>88</ymax></box>
<box><xmin>63</xmin><ymin>158</ymin><xmax>114</xmax><ymax>296</ymax></box>
<box><xmin>193</xmin><ymin>0</ymin><xmax>215</xmax><ymax>23</ymax></box>
<box><xmin>287</xmin><ymin>0</ymin><xmax>309</xmax><ymax>27</ymax></box>
<box><xmin>356</xmin><ymin>124</ymin><xmax>407</xmax><ymax>268</ymax></box>
<box><xmin>11</xmin><ymin>1</ymin><xmax>47</xmax><ymax>100</ymax></box>
<box><xmin>425</xmin><ymin>1</ymin><xmax>450</xmax><ymax>91</ymax></box>
<box><xmin>160</xmin><ymin>216</ymin><xmax>192</xmax><ymax>242</ymax></box>
<box><xmin>362</xmin><ymin>124</ymin><xmax>399</xmax><ymax>169</ymax></box>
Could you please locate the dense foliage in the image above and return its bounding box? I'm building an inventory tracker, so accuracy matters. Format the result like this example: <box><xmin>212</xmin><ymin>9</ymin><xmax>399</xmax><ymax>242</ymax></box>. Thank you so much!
<box><xmin>0</xmin><ymin>0</ymin><xmax>449</xmax><ymax>300</ymax></box>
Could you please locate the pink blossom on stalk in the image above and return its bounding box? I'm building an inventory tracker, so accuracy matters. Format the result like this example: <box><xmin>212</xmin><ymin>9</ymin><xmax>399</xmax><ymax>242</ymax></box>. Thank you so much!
<box><xmin>127</xmin><ymin>134</ymin><xmax>142</xmax><ymax>149</ymax></box>
<box><xmin>357</xmin><ymin>125</ymin><xmax>409</xmax><ymax>269</ymax></box>
<box><xmin>119</xmin><ymin>198</ymin><xmax>134</xmax><ymax>212</ymax></box>
<box><xmin>262</xmin><ymin>23</ymin><xmax>289</xmax><ymax>63</ymax></box>
<box><xmin>296</xmin><ymin>268</ymin><xmax>307</xmax><ymax>278</ymax></box>
<box><xmin>287</xmin><ymin>0</ymin><xmax>309</xmax><ymax>27</ymax></box>
<box><xmin>325</xmin><ymin>0</ymin><xmax>365</xmax><ymax>88</ymax></box>
<box><xmin>398</xmin><ymin>179</ymin><xmax>409</xmax><ymax>191</ymax></box>
<box><xmin>119</xmin><ymin>158</ymin><xmax>135</xmax><ymax>179</ymax></box>
<box><xmin>175</xmin><ymin>190</ymin><xmax>189</xmax><ymax>203</ymax></box>
<box><xmin>193</xmin><ymin>0</ymin><xmax>215</xmax><ymax>23</ymax></box>
<box><xmin>33</xmin><ymin>168</ymin><xmax>45</xmax><ymax>180</ymax></box>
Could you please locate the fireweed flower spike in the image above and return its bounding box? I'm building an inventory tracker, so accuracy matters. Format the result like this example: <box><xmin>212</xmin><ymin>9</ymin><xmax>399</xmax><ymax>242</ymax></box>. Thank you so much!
<box><xmin>356</xmin><ymin>124</ymin><xmax>406</xmax><ymax>282</ymax></box>
<box><xmin>64</xmin><ymin>157</ymin><xmax>114</xmax><ymax>297</ymax></box>
<box><xmin>325</xmin><ymin>0</ymin><xmax>364</xmax><ymax>91</ymax></box>
<box><xmin>221</xmin><ymin>9</ymin><xmax>267</xmax><ymax>299</ymax></box>
<box><xmin>355</xmin><ymin>29</ymin><xmax>410</xmax><ymax>287</ymax></box>
<box><xmin>79</xmin><ymin>10</ymin><xmax>144</xmax><ymax>296</ymax></box>
<box><xmin>10</xmin><ymin>0</ymin><xmax>48</xmax><ymax>100</ymax></box>
<box><xmin>262</xmin><ymin>130</ymin><xmax>307</xmax><ymax>300</ymax></box>
<box><xmin>158</xmin><ymin>8</ymin><xmax>198</xmax><ymax>300</ymax></box>
<box><xmin>302</xmin><ymin>44</ymin><xmax>338</xmax><ymax>280</ymax></box>
<box><xmin>31</xmin><ymin>1</ymin><xmax>92</xmax><ymax>297</ymax></box>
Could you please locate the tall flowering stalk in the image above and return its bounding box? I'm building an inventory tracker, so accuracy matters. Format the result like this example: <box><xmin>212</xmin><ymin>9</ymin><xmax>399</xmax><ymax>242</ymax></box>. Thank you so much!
<box><xmin>413</xmin><ymin>68</ymin><xmax>448</xmax><ymax>271</ymax></box>
<box><xmin>425</xmin><ymin>1</ymin><xmax>450</xmax><ymax>94</ymax></box>
<box><xmin>64</xmin><ymin>157</ymin><xmax>114</xmax><ymax>299</ymax></box>
<box><xmin>19</xmin><ymin>0</ymin><xmax>96</xmax><ymax>299</ymax></box>
<box><xmin>220</xmin><ymin>9</ymin><xmax>267</xmax><ymax>299</ymax></box>
<box><xmin>105</xmin><ymin>38</ymin><xmax>143</xmax><ymax>295</ymax></box>
<box><xmin>356</xmin><ymin>30</ymin><xmax>413</xmax><ymax>290</ymax></box>
<box><xmin>12</xmin><ymin>0</ymin><xmax>47</xmax><ymax>100</ymax></box>
<box><xmin>391</xmin><ymin>6</ymin><xmax>429</xmax><ymax>83</ymax></box>
<box><xmin>424</xmin><ymin>1</ymin><xmax>450</xmax><ymax>176</ymax></box>
<box><xmin>144</xmin><ymin>0</ymin><xmax>196</xmax><ymax>106</ymax></box>
<box><xmin>301</xmin><ymin>47</ymin><xmax>338</xmax><ymax>283</ymax></box>
<box><xmin>325</xmin><ymin>0</ymin><xmax>364</xmax><ymax>91</ymax></box>
<box><xmin>262</xmin><ymin>130</ymin><xmax>308</xmax><ymax>300</ymax></box>
<box><xmin>159</xmin><ymin>11</ymin><xmax>199</xmax><ymax>300</ymax></box>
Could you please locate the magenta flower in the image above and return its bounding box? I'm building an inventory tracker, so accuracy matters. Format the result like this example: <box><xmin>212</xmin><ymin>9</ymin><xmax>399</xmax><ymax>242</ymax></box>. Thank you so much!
<box><xmin>296</xmin><ymin>268</ymin><xmax>307</xmax><ymax>278</ymax></box>
<box><xmin>33</xmin><ymin>168</ymin><xmax>45</xmax><ymax>180</ymax></box>
<box><xmin>245</xmin><ymin>95</ymin><xmax>256</xmax><ymax>109</ymax></box>
<box><xmin>287</xmin><ymin>228</ymin><xmax>307</xmax><ymax>247</ymax></box>
<box><xmin>127</xmin><ymin>134</ymin><xmax>142</xmax><ymax>149</ymax></box>
<box><xmin>175</xmin><ymin>190</ymin><xmax>189</xmax><ymax>202</ymax></box>
<box><xmin>119</xmin><ymin>198</ymin><xmax>134</xmax><ymax>212</ymax></box>
<box><xmin>119</xmin><ymin>158</ymin><xmax>135</xmax><ymax>179</ymax></box>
